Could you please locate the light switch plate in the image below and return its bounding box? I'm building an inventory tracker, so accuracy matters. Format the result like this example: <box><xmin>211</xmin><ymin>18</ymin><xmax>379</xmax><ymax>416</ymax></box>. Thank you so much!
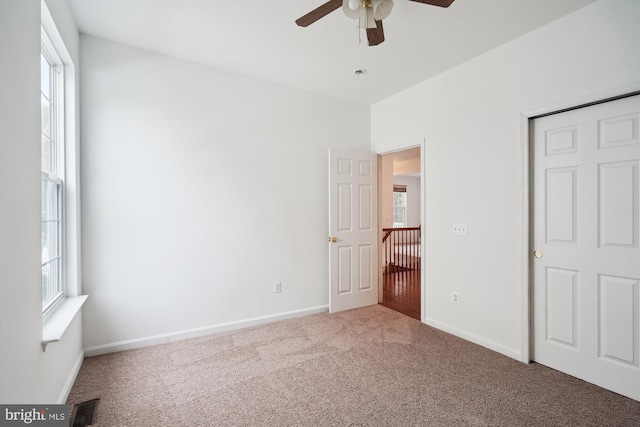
<box><xmin>452</xmin><ymin>223</ymin><xmax>467</xmax><ymax>236</ymax></box>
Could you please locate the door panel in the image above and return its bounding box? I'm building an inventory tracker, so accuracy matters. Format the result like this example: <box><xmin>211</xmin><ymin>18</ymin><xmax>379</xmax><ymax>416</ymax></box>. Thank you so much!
<box><xmin>329</xmin><ymin>149</ymin><xmax>378</xmax><ymax>313</ymax></box>
<box><xmin>532</xmin><ymin>95</ymin><xmax>640</xmax><ymax>401</ymax></box>
<box><xmin>598</xmin><ymin>275</ymin><xmax>639</xmax><ymax>366</ymax></box>
<box><xmin>545</xmin><ymin>267</ymin><xmax>578</xmax><ymax>347</ymax></box>
<box><xmin>546</xmin><ymin>167</ymin><xmax>577</xmax><ymax>243</ymax></box>
<box><xmin>599</xmin><ymin>161</ymin><xmax>638</xmax><ymax>248</ymax></box>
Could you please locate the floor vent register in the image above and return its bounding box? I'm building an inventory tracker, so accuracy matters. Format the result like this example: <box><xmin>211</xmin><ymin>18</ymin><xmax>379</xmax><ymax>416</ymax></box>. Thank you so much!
<box><xmin>70</xmin><ymin>398</ymin><xmax>100</xmax><ymax>427</ymax></box>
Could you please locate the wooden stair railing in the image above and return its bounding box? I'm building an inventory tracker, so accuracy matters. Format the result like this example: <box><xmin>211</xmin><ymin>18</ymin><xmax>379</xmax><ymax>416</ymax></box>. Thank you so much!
<box><xmin>382</xmin><ymin>226</ymin><xmax>421</xmax><ymax>273</ymax></box>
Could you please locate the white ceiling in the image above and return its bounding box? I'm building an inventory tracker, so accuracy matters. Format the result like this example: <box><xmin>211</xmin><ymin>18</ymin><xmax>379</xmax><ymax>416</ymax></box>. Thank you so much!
<box><xmin>67</xmin><ymin>0</ymin><xmax>598</xmax><ymax>105</ymax></box>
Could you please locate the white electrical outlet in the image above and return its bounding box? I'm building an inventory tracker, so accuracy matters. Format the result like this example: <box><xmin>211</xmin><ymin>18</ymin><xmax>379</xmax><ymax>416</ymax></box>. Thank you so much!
<box><xmin>452</xmin><ymin>223</ymin><xmax>467</xmax><ymax>236</ymax></box>
<box><xmin>451</xmin><ymin>291</ymin><xmax>460</xmax><ymax>304</ymax></box>
<box><xmin>273</xmin><ymin>281</ymin><xmax>282</xmax><ymax>293</ymax></box>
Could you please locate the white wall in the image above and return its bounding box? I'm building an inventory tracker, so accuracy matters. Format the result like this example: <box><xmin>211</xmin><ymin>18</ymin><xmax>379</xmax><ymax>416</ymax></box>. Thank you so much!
<box><xmin>371</xmin><ymin>0</ymin><xmax>640</xmax><ymax>359</ymax></box>
<box><xmin>0</xmin><ymin>0</ymin><xmax>83</xmax><ymax>403</ymax></box>
<box><xmin>80</xmin><ymin>36</ymin><xmax>371</xmax><ymax>352</ymax></box>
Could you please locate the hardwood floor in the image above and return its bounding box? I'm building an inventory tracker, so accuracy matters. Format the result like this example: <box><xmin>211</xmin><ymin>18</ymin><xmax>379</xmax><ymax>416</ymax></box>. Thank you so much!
<box><xmin>382</xmin><ymin>268</ymin><xmax>420</xmax><ymax>320</ymax></box>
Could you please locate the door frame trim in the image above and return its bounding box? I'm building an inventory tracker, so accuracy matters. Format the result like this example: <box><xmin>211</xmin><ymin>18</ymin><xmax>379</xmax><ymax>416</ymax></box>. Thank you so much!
<box><xmin>520</xmin><ymin>86</ymin><xmax>640</xmax><ymax>363</ymax></box>
<box><xmin>375</xmin><ymin>138</ymin><xmax>426</xmax><ymax>322</ymax></box>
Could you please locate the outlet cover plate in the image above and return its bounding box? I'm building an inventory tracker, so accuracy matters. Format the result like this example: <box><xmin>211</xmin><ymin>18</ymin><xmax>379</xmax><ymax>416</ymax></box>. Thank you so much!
<box><xmin>451</xmin><ymin>291</ymin><xmax>460</xmax><ymax>303</ymax></box>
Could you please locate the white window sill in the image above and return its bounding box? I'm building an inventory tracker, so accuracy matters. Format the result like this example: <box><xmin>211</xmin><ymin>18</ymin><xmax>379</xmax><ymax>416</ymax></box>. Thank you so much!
<box><xmin>42</xmin><ymin>295</ymin><xmax>88</xmax><ymax>352</ymax></box>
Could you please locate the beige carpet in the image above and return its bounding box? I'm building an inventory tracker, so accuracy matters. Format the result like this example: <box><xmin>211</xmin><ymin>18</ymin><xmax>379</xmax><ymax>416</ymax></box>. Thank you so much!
<box><xmin>67</xmin><ymin>305</ymin><xmax>640</xmax><ymax>426</ymax></box>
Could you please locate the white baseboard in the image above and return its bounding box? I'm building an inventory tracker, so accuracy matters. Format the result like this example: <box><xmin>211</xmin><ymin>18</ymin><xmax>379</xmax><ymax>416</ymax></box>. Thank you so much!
<box><xmin>84</xmin><ymin>305</ymin><xmax>329</xmax><ymax>357</ymax></box>
<box><xmin>57</xmin><ymin>349</ymin><xmax>84</xmax><ymax>404</ymax></box>
<box><xmin>423</xmin><ymin>317</ymin><xmax>521</xmax><ymax>361</ymax></box>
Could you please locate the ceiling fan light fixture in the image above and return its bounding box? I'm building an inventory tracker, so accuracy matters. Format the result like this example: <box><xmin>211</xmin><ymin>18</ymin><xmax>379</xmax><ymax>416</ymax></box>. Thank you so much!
<box><xmin>372</xmin><ymin>0</ymin><xmax>394</xmax><ymax>20</ymax></box>
<box><xmin>348</xmin><ymin>0</ymin><xmax>362</xmax><ymax>10</ymax></box>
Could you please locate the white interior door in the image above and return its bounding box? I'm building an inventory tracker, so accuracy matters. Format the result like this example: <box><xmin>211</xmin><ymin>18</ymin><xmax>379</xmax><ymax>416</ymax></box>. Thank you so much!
<box><xmin>328</xmin><ymin>149</ymin><xmax>378</xmax><ymax>313</ymax></box>
<box><xmin>532</xmin><ymin>95</ymin><xmax>640</xmax><ymax>401</ymax></box>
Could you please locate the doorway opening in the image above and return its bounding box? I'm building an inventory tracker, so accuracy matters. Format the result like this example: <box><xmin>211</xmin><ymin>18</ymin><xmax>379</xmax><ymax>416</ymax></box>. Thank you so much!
<box><xmin>378</xmin><ymin>147</ymin><xmax>422</xmax><ymax>319</ymax></box>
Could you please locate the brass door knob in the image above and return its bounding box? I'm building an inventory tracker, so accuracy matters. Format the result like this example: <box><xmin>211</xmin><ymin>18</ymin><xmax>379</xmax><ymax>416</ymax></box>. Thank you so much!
<box><xmin>328</xmin><ymin>236</ymin><xmax>342</xmax><ymax>243</ymax></box>
<box><xmin>533</xmin><ymin>250</ymin><xmax>543</xmax><ymax>258</ymax></box>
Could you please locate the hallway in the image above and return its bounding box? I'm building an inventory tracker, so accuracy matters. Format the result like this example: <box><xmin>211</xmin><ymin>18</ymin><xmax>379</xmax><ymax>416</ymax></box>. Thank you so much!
<box><xmin>382</xmin><ymin>269</ymin><xmax>420</xmax><ymax>320</ymax></box>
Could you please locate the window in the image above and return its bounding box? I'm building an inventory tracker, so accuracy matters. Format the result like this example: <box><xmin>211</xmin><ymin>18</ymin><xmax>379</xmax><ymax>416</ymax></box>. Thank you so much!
<box><xmin>393</xmin><ymin>184</ymin><xmax>407</xmax><ymax>228</ymax></box>
<box><xmin>41</xmin><ymin>30</ymin><xmax>65</xmax><ymax>314</ymax></box>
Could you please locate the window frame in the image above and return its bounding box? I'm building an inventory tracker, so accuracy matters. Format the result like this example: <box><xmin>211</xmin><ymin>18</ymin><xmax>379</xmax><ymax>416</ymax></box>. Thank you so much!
<box><xmin>41</xmin><ymin>27</ymin><xmax>66</xmax><ymax>316</ymax></box>
<box><xmin>392</xmin><ymin>190</ymin><xmax>407</xmax><ymax>228</ymax></box>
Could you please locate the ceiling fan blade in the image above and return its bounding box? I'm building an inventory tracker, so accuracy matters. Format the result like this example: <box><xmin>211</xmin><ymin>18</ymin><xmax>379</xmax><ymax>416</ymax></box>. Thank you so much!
<box><xmin>295</xmin><ymin>0</ymin><xmax>343</xmax><ymax>27</ymax></box>
<box><xmin>408</xmin><ymin>0</ymin><xmax>455</xmax><ymax>8</ymax></box>
<box><xmin>366</xmin><ymin>20</ymin><xmax>385</xmax><ymax>46</ymax></box>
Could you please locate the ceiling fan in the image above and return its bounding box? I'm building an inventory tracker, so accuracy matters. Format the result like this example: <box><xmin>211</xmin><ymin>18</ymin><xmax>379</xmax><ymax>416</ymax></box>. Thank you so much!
<box><xmin>295</xmin><ymin>0</ymin><xmax>455</xmax><ymax>46</ymax></box>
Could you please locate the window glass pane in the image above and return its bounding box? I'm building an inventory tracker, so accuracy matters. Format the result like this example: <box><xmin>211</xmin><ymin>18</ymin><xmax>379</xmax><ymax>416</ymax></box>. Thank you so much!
<box><xmin>41</xmin><ymin>135</ymin><xmax>52</xmax><ymax>174</ymax></box>
<box><xmin>41</xmin><ymin>179</ymin><xmax>57</xmax><ymax>220</ymax></box>
<box><xmin>40</xmin><ymin>54</ymin><xmax>50</xmax><ymax>99</ymax></box>
<box><xmin>41</xmin><ymin>178</ymin><xmax>61</xmax><ymax>309</ymax></box>
<box><xmin>41</xmin><ymin>178</ymin><xmax>47</xmax><ymax>216</ymax></box>
<box><xmin>393</xmin><ymin>191</ymin><xmax>406</xmax><ymax>207</ymax></box>
<box><xmin>46</xmin><ymin>220</ymin><xmax>59</xmax><ymax>258</ymax></box>
<box><xmin>393</xmin><ymin>207</ymin><xmax>401</xmax><ymax>223</ymax></box>
<box><xmin>393</xmin><ymin>207</ymin><xmax>405</xmax><ymax>224</ymax></box>
<box><xmin>41</xmin><ymin>266</ymin><xmax>50</xmax><ymax>308</ymax></box>
<box><xmin>41</xmin><ymin>94</ymin><xmax>51</xmax><ymax>137</ymax></box>
<box><xmin>42</xmin><ymin>259</ymin><xmax>61</xmax><ymax>311</ymax></box>
<box><xmin>41</xmin><ymin>180</ymin><xmax>58</xmax><ymax>256</ymax></box>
